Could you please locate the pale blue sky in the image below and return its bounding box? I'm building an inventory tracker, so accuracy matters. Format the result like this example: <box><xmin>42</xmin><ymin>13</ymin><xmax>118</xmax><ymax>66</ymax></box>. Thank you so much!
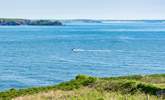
<box><xmin>0</xmin><ymin>0</ymin><xmax>165</xmax><ymax>19</ymax></box>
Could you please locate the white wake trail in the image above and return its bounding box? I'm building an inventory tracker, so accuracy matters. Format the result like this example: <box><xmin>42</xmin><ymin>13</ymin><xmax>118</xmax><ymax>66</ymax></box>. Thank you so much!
<box><xmin>72</xmin><ymin>49</ymin><xmax>112</xmax><ymax>52</ymax></box>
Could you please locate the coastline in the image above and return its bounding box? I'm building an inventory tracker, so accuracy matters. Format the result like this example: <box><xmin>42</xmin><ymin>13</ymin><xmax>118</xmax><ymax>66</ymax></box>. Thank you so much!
<box><xmin>0</xmin><ymin>18</ymin><xmax>63</xmax><ymax>26</ymax></box>
<box><xmin>1</xmin><ymin>74</ymin><xmax>164</xmax><ymax>100</ymax></box>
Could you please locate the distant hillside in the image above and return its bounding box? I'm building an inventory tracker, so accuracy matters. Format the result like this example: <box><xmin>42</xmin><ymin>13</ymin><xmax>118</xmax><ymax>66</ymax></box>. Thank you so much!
<box><xmin>0</xmin><ymin>18</ymin><xmax>63</xmax><ymax>26</ymax></box>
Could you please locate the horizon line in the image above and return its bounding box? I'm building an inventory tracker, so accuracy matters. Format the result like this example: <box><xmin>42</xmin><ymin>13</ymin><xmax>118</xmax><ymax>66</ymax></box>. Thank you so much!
<box><xmin>1</xmin><ymin>17</ymin><xmax>165</xmax><ymax>20</ymax></box>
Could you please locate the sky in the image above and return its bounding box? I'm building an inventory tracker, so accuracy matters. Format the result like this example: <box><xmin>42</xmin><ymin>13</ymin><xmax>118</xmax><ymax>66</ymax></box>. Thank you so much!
<box><xmin>0</xmin><ymin>0</ymin><xmax>165</xmax><ymax>20</ymax></box>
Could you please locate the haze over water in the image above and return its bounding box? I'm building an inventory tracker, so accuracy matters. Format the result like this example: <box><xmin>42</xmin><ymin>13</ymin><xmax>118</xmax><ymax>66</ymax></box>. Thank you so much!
<box><xmin>0</xmin><ymin>21</ymin><xmax>165</xmax><ymax>90</ymax></box>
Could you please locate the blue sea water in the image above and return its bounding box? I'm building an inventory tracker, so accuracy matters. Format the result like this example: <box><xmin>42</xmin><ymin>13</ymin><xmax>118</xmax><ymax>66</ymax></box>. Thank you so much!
<box><xmin>0</xmin><ymin>22</ymin><xmax>165</xmax><ymax>91</ymax></box>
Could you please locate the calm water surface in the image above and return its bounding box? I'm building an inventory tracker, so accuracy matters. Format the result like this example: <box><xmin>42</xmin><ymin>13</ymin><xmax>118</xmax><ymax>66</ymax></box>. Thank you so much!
<box><xmin>0</xmin><ymin>22</ymin><xmax>165</xmax><ymax>90</ymax></box>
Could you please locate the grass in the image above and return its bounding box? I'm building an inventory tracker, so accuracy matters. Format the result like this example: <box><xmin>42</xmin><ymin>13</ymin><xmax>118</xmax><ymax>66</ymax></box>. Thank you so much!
<box><xmin>13</xmin><ymin>88</ymin><xmax>159</xmax><ymax>100</ymax></box>
<box><xmin>0</xmin><ymin>74</ymin><xmax>164</xmax><ymax>100</ymax></box>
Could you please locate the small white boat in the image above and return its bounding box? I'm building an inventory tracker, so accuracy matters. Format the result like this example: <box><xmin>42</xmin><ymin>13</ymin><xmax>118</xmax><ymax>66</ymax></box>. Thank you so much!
<box><xmin>72</xmin><ymin>48</ymin><xmax>84</xmax><ymax>52</ymax></box>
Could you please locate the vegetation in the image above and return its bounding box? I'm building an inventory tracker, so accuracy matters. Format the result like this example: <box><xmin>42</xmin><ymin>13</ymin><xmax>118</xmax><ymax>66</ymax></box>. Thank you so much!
<box><xmin>13</xmin><ymin>88</ymin><xmax>160</xmax><ymax>100</ymax></box>
<box><xmin>0</xmin><ymin>74</ymin><xmax>164</xmax><ymax>100</ymax></box>
<box><xmin>0</xmin><ymin>18</ymin><xmax>62</xmax><ymax>26</ymax></box>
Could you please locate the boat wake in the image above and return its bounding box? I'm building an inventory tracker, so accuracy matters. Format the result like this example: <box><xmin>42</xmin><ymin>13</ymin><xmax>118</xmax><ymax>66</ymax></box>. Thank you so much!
<box><xmin>72</xmin><ymin>49</ymin><xmax>112</xmax><ymax>52</ymax></box>
<box><xmin>72</xmin><ymin>48</ymin><xmax>165</xmax><ymax>53</ymax></box>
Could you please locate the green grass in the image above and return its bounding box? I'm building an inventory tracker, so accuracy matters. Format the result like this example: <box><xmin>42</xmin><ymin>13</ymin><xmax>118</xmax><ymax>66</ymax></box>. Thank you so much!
<box><xmin>0</xmin><ymin>74</ymin><xmax>164</xmax><ymax>100</ymax></box>
<box><xmin>13</xmin><ymin>88</ymin><xmax>159</xmax><ymax>100</ymax></box>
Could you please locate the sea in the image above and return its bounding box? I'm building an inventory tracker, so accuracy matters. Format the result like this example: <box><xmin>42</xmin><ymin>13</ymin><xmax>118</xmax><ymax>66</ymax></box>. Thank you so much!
<box><xmin>0</xmin><ymin>21</ymin><xmax>165</xmax><ymax>90</ymax></box>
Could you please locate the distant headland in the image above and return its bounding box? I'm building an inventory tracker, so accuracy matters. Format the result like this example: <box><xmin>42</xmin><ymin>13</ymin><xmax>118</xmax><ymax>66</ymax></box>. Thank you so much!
<box><xmin>0</xmin><ymin>18</ymin><xmax>63</xmax><ymax>26</ymax></box>
<box><xmin>1</xmin><ymin>18</ymin><xmax>165</xmax><ymax>26</ymax></box>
